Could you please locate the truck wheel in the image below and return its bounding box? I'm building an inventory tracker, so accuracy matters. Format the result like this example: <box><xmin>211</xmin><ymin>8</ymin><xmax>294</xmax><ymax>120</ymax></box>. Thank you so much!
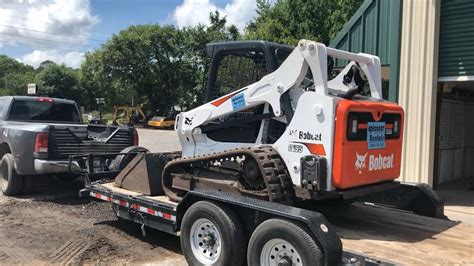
<box><xmin>180</xmin><ymin>201</ymin><xmax>245</xmax><ymax>266</ymax></box>
<box><xmin>247</xmin><ymin>219</ymin><xmax>322</xmax><ymax>266</ymax></box>
<box><xmin>110</xmin><ymin>146</ymin><xmax>149</xmax><ymax>171</ymax></box>
<box><xmin>1</xmin><ymin>153</ymin><xmax>23</xmax><ymax>196</ymax></box>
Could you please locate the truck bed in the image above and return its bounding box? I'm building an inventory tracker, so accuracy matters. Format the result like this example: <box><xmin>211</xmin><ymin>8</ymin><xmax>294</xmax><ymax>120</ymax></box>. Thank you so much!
<box><xmin>90</xmin><ymin>182</ymin><xmax>474</xmax><ymax>264</ymax></box>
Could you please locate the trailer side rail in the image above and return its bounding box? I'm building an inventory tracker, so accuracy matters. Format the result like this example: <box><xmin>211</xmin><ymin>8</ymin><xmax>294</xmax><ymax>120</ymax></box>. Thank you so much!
<box><xmin>80</xmin><ymin>184</ymin><xmax>178</xmax><ymax>234</ymax></box>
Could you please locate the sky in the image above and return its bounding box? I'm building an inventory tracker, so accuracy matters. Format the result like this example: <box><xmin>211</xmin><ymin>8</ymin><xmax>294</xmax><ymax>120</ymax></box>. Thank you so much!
<box><xmin>0</xmin><ymin>0</ymin><xmax>261</xmax><ymax>68</ymax></box>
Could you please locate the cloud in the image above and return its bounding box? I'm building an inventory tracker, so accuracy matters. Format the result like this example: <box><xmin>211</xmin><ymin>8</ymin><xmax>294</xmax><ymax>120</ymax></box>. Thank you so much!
<box><xmin>173</xmin><ymin>0</ymin><xmax>256</xmax><ymax>31</ymax></box>
<box><xmin>20</xmin><ymin>49</ymin><xmax>85</xmax><ymax>69</ymax></box>
<box><xmin>0</xmin><ymin>0</ymin><xmax>98</xmax><ymax>66</ymax></box>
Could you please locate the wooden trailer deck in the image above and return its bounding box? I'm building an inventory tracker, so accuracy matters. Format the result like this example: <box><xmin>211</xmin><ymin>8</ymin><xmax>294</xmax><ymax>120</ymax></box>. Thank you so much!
<box><xmin>322</xmin><ymin>203</ymin><xmax>474</xmax><ymax>265</ymax></box>
<box><xmin>100</xmin><ymin>182</ymin><xmax>178</xmax><ymax>208</ymax></box>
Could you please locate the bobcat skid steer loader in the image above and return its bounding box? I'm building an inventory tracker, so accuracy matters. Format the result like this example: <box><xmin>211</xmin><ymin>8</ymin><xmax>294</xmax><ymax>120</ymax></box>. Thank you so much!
<box><xmin>163</xmin><ymin>40</ymin><xmax>407</xmax><ymax>204</ymax></box>
<box><xmin>112</xmin><ymin>39</ymin><xmax>442</xmax><ymax>218</ymax></box>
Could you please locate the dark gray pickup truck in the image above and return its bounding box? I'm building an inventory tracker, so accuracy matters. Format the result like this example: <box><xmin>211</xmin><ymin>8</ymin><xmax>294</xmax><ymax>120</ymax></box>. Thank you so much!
<box><xmin>0</xmin><ymin>96</ymin><xmax>138</xmax><ymax>195</ymax></box>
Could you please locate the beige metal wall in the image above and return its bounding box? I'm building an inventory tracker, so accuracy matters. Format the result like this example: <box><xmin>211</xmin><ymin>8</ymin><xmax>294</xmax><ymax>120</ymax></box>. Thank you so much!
<box><xmin>398</xmin><ymin>0</ymin><xmax>440</xmax><ymax>186</ymax></box>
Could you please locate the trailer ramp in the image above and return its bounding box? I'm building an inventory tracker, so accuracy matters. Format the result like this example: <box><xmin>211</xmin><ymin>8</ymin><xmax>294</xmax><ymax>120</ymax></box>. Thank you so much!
<box><xmin>322</xmin><ymin>203</ymin><xmax>474</xmax><ymax>265</ymax></box>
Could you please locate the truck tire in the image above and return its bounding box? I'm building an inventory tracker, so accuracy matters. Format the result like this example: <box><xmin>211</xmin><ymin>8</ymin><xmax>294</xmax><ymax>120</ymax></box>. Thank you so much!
<box><xmin>247</xmin><ymin>218</ymin><xmax>323</xmax><ymax>266</ymax></box>
<box><xmin>1</xmin><ymin>153</ymin><xmax>23</xmax><ymax>196</ymax></box>
<box><xmin>110</xmin><ymin>146</ymin><xmax>149</xmax><ymax>171</ymax></box>
<box><xmin>180</xmin><ymin>201</ymin><xmax>245</xmax><ymax>266</ymax></box>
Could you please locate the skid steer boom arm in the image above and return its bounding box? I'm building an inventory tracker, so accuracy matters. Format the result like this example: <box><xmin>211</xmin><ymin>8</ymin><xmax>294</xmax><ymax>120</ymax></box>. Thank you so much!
<box><xmin>176</xmin><ymin>40</ymin><xmax>382</xmax><ymax>157</ymax></box>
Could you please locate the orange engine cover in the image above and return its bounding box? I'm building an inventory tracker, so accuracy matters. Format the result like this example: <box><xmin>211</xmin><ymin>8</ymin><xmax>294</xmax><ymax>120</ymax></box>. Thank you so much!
<box><xmin>332</xmin><ymin>99</ymin><xmax>404</xmax><ymax>189</ymax></box>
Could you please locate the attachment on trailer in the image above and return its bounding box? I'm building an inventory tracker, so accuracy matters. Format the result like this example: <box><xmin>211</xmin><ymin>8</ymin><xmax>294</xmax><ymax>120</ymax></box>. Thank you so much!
<box><xmin>114</xmin><ymin>152</ymin><xmax>179</xmax><ymax>195</ymax></box>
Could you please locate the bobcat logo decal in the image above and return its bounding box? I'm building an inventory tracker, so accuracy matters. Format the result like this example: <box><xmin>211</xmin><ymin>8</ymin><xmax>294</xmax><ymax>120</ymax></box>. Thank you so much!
<box><xmin>184</xmin><ymin>115</ymin><xmax>195</xmax><ymax>126</ymax></box>
<box><xmin>355</xmin><ymin>152</ymin><xmax>367</xmax><ymax>174</ymax></box>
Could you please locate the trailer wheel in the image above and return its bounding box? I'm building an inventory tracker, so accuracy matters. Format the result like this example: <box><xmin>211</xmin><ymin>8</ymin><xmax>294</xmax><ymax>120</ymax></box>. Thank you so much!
<box><xmin>248</xmin><ymin>219</ymin><xmax>322</xmax><ymax>266</ymax></box>
<box><xmin>110</xmin><ymin>146</ymin><xmax>149</xmax><ymax>171</ymax></box>
<box><xmin>0</xmin><ymin>153</ymin><xmax>23</xmax><ymax>196</ymax></box>
<box><xmin>180</xmin><ymin>201</ymin><xmax>245</xmax><ymax>266</ymax></box>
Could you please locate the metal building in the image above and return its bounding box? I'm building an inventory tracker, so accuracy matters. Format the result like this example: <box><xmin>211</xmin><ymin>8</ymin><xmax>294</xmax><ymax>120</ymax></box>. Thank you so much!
<box><xmin>330</xmin><ymin>0</ymin><xmax>474</xmax><ymax>190</ymax></box>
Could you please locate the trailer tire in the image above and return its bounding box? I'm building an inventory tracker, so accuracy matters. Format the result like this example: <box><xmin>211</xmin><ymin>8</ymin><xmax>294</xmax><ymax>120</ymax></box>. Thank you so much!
<box><xmin>247</xmin><ymin>218</ymin><xmax>322</xmax><ymax>266</ymax></box>
<box><xmin>110</xmin><ymin>146</ymin><xmax>149</xmax><ymax>171</ymax></box>
<box><xmin>180</xmin><ymin>200</ymin><xmax>245</xmax><ymax>266</ymax></box>
<box><xmin>1</xmin><ymin>153</ymin><xmax>23</xmax><ymax>196</ymax></box>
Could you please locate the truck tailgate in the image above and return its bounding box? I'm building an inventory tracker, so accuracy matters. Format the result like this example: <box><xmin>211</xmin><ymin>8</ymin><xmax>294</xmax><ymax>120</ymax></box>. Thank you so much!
<box><xmin>323</xmin><ymin>203</ymin><xmax>474</xmax><ymax>264</ymax></box>
<box><xmin>50</xmin><ymin>125</ymin><xmax>133</xmax><ymax>159</ymax></box>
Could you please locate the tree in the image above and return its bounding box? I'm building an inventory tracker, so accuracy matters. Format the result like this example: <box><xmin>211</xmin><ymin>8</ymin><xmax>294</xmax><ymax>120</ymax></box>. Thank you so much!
<box><xmin>2</xmin><ymin>72</ymin><xmax>36</xmax><ymax>96</ymax></box>
<box><xmin>97</xmin><ymin>25</ymin><xmax>187</xmax><ymax>112</ymax></box>
<box><xmin>36</xmin><ymin>60</ymin><xmax>57</xmax><ymax>72</ymax></box>
<box><xmin>245</xmin><ymin>0</ymin><xmax>364</xmax><ymax>45</ymax></box>
<box><xmin>79</xmin><ymin>11</ymin><xmax>241</xmax><ymax>113</ymax></box>
<box><xmin>78</xmin><ymin>51</ymin><xmax>120</xmax><ymax>110</ymax></box>
<box><xmin>35</xmin><ymin>63</ymin><xmax>80</xmax><ymax>100</ymax></box>
<box><xmin>0</xmin><ymin>55</ymin><xmax>35</xmax><ymax>95</ymax></box>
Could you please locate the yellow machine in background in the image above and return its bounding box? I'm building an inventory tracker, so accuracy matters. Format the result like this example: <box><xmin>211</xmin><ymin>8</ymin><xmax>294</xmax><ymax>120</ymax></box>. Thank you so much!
<box><xmin>112</xmin><ymin>104</ymin><xmax>147</xmax><ymax>126</ymax></box>
<box><xmin>147</xmin><ymin>116</ymin><xmax>175</xmax><ymax>129</ymax></box>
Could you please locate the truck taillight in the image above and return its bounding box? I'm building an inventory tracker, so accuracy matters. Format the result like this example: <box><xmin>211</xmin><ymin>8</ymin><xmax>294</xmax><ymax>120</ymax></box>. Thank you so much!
<box><xmin>133</xmin><ymin>129</ymin><xmax>139</xmax><ymax>146</ymax></box>
<box><xmin>34</xmin><ymin>132</ymin><xmax>49</xmax><ymax>153</ymax></box>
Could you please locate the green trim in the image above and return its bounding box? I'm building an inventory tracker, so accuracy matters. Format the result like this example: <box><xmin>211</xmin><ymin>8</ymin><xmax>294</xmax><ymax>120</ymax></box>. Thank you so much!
<box><xmin>329</xmin><ymin>0</ymin><xmax>374</xmax><ymax>48</ymax></box>
<box><xmin>388</xmin><ymin>0</ymin><xmax>402</xmax><ymax>103</ymax></box>
<box><xmin>329</xmin><ymin>0</ymin><xmax>403</xmax><ymax>103</ymax></box>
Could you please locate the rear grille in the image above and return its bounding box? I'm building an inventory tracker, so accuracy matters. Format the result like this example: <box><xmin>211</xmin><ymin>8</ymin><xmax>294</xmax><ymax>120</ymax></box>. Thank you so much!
<box><xmin>346</xmin><ymin>112</ymin><xmax>401</xmax><ymax>141</ymax></box>
<box><xmin>49</xmin><ymin>127</ymin><xmax>132</xmax><ymax>159</ymax></box>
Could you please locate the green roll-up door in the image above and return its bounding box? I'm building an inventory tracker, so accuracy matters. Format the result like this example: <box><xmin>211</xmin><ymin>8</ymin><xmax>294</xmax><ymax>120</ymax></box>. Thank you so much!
<box><xmin>439</xmin><ymin>1</ymin><xmax>474</xmax><ymax>80</ymax></box>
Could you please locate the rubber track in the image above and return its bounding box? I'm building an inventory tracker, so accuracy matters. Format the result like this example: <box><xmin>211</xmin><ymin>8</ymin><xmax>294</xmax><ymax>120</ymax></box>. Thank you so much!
<box><xmin>162</xmin><ymin>145</ymin><xmax>294</xmax><ymax>204</ymax></box>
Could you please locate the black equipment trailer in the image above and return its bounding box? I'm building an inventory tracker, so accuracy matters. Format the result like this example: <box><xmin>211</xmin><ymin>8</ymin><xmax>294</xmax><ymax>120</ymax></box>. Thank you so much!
<box><xmin>72</xmin><ymin>151</ymin><xmax>472</xmax><ymax>266</ymax></box>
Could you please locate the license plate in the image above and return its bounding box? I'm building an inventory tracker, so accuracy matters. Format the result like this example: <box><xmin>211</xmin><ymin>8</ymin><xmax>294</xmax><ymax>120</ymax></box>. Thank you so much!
<box><xmin>367</xmin><ymin>122</ymin><xmax>385</xmax><ymax>149</ymax></box>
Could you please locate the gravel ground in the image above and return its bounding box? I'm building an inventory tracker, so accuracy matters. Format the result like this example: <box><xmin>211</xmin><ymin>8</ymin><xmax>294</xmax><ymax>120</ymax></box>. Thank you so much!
<box><xmin>0</xmin><ymin>128</ymin><xmax>186</xmax><ymax>265</ymax></box>
<box><xmin>137</xmin><ymin>128</ymin><xmax>181</xmax><ymax>153</ymax></box>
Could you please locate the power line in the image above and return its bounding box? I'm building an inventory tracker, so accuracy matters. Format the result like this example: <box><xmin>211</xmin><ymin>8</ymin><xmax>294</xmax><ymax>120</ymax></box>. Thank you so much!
<box><xmin>1</xmin><ymin>14</ymin><xmax>53</xmax><ymax>25</ymax></box>
<box><xmin>0</xmin><ymin>39</ymin><xmax>91</xmax><ymax>52</ymax></box>
<box><xmin>0</xmin><ymin>24</ymin><xmax>106</xmax><ymax>42</ymax></box>
<box><xmin>0</xmin><ymin>14</ymin><xmax>111</xmax><ymax>38</ymax></box>
<box><xmin>1</xmin><ymin>32</ymin><xmax>97</xmax><ymax>48</ymax></box>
